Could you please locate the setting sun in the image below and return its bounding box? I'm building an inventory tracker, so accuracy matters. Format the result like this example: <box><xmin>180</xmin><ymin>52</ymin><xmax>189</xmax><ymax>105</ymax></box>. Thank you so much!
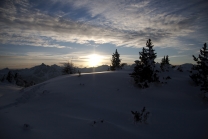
<box><xmin>88</xmin><ymin>54</ymin><xmax>102</xmax><ymax>67</ymax></box>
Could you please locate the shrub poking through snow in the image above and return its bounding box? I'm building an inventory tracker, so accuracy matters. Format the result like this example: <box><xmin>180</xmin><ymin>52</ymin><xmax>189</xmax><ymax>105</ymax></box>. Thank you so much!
<box><xmin>78</xmin><ymin>70</ymin><xmax>81</xmax><ymax>77</ymax></box>
<box><xmin>160</xmin><ymin>76</ymin><xmax>171</xmax><ymax>84</ymax></box>
<box><xmin>177</xmin><ymin>66</ymin><xmax>183</xmax><ymax>72</ymax></box>
<box><xmin>23</xmin><ymin>124</ymin><xmax>30</xmax><ymax>130</ymax></box>
<box><xmin>91</xmin><ymin>119</ymin><xmax>104</xmax><ymax>126</ymax></box>
<box><xmin>79</xmin><ymin>83</ymin><xmax>84</xmax><ymax>86</ymax></box>
<box><xmin>131</xmin><ymin>107</ymin><xmax>150</xmax><ymax>124</ymax></box>
<box><xmin>130</xmin><ymin>39</ymin><xmax>159</xmax><ymax>88</ymax></box>
<box><xmin>24</xmin><ymin>124</ymin><xmax>29</xmax><ymax>127</ymax></box>
<box><xmin>190</xmin><ymin>43</ymin><xmax>208</xmax><ymax>99</ymax></box>
<box><xmin>42</xmin><ymin>90</ymin><xmax>50</xmax><ymax>94</ymax></box>
<box><xmin>166</xmin><ymin>76</ymin><xmax>171</xmax><ymax>80</ymax></box>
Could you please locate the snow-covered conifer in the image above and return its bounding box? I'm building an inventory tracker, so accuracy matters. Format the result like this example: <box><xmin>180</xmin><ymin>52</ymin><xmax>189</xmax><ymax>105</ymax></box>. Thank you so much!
<box><xmin>130</xmin><ymin>39</ymin><xmax>159</xmax><ymax>88</ymax></box>
<box><xmin>190</xmin><ymin>43</ymin><xmax>208</xmax><ymax>98</ymax></box>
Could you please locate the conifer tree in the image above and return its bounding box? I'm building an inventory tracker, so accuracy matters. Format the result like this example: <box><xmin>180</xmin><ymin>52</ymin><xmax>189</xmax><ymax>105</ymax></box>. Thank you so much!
<box><xmin>6</xmin><ymin>71</ymin><xmax>14</xmax><ymax>83</ymax></box>
<box><xmin>110</xmin><ymin>49</ymin><xmax>121</xmax><ymax>70</ymax></box>
<box><xmin>190</xmin><ymin>43</ymin><xmax>208</xmax><ymax>98</ymax></box>
<box><xmin>130</xmin><ymin>39</ymin><xmax>159</xmax><ymax>88</ymax></box>
<box><xmin>160</xmin><ymin>56</ymin><xmax>166</xmax><ymax>68</ymax></box>
<box><xmin>1</xmin><ymin>75</ymin><xmax>6</xmax><ymax>82</ymax></box>
<box><xmin>165</xmin><ymin>55</ymin><xmax>170</xmax><ymax>65</ymax></box>
<box><xmin>160</xmin><ymin>55</ymin><xmax>170</xmax><ymax>71</ymax></box>
<box><xmin>161</xmin><ymin>56</ymin><xmax>165</xmax><ymax>63</ymax></box>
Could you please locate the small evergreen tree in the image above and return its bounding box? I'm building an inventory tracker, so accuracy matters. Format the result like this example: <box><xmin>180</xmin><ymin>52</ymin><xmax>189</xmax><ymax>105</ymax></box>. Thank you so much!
<box><xmin>165</xmin><ymin>55</ymin><xmax>170</xmax><ymax>65</ymax></box>
<box><xmin>1</xmin><ymin>75</ymin><xmax>6</xmax><ymax>82</ymax></box>
<box><xmin>6</xmin><ymin>71</ymin><xmax>14</xmax><ymax>83</ymax></box>
<box><xmin>177</xmin><ymin>65</ymin><xmax>183</xmax><ymax>72</ymax></box>
<box><xmin>130</xmin><ymin>39</ymin><xmax>159</xmax><ymax>88</ymax></box>
<box><xmin>190</xmin><ymin>43</ymin><xmax>208</xmax><ymax>98</ymax></box>
<box><xmin>161</xmin><ymin>56</ymin><xmax>165</xmax><ymax>65</ymax></box>
<box><xmin>62</xmin><ymin>62</ymin><xmax>76</xmax><ymax>75</ymax></box>
<box><xmin>110</xmin><ymin>49</ymin><xmax>121</xmax><ymax>70</ymax></box>
<box><xmin>160</xmin><ymin>55</ymin><xmax>170</xmax><ymax>71</ymax></box>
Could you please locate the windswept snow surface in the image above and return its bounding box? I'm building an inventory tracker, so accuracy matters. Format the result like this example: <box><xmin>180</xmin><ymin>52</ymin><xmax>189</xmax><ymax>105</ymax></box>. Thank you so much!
<box><xmin>0</xmin><ymin>70</ymin><xmax>208</xmax><ymax>139</ymax></box>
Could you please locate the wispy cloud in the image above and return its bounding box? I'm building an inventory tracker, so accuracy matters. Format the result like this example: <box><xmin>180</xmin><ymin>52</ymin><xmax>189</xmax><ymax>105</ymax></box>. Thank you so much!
<box><xmin>0</xmin><ymin>0</ymin><xmax>207</xmax><ymax>49</ymax></box>
<box><xmin>157</xmin><ymin>55</ymin><xmax>187</xmax><ymax>60</ymax></box>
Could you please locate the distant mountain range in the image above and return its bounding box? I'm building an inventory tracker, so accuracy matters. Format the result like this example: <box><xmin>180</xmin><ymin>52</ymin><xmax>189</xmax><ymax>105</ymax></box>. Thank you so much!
<box><xmin>0</xmin><ymin>63</ymin><xmax>113</xmax><ymax>85</ymax></box>
<box><xmin>0</xmin><ymin>63</ymin><xmax>63</xmax><ymax>86</ymax></box>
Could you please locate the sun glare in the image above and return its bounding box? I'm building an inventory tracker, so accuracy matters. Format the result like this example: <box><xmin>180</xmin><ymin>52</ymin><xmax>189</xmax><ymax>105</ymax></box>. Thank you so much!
<box><xmin>88</xmin><ymin>54</ymin><xmax>102</xmax><ymax>67</ymax></box>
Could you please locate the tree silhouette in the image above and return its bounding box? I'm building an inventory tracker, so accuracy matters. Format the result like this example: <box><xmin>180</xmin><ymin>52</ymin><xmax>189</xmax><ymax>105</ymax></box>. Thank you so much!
<box><xmin>161</xmin><ymin>55</ymin><xmax>170</xmax><ymax>71</ymax></box>
<box><xmin>62</xmin><ymin>62</ymin><xmax>76</xmax><ymax>74</ymax></box>
<box><xmin>130</xmin><ymin>39</ymin><xmax>159</xmax><ymax>88</ymax></box>
<box><xmin>6</xmin><ymin>71</ymin><xmax>14</xmax><ymax>83</ymax></box>
<box><xmin>165</xmin><ymin>55</ymin><xmax>170</xmax><ymax>65</ymax></box>
<box><xmin>190</xmin><ymin>43</ymin><xmax>208</xmax><ymax>98</ymax></box>
<box><xmin>110</xmin><ymin>49</ymin><xmax>121</xmax><ymax>70</ymax></box>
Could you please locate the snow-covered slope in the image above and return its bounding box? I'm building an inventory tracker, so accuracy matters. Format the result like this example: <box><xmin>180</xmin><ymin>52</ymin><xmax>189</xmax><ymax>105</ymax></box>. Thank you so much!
<box><xmin>0</xmin><ymin>70</ymin><xmax>208</xmax><ymax>139</ymax></box>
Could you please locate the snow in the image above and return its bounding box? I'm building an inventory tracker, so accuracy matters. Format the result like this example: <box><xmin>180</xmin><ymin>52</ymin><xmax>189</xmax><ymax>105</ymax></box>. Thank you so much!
<box><xmin>0</xmin><ymin>68</ymin><xmax>208</xmax><ymax>139</ymax></box>
<box><xmin>0</xmin><ymin>83</ymin><xmax>22</xmax><ymax>107</ymax></box>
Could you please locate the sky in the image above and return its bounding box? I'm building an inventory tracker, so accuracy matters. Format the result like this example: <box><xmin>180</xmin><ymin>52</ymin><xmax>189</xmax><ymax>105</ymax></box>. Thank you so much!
<box><xmin>0</xmin><ymin>0</ymin><xmax>208</xmax><ymax>69</ymax></box>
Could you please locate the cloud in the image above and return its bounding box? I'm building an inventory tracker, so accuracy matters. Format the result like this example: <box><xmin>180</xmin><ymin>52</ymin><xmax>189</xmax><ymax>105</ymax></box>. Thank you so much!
<box><xmin>0</xmin><ymin>0</ymin><xmax>207</xmax><ymax>49</ymax></box>
<box><xmin>157</xmin><ymin>55</ymin><xmax>187</xmax><ymax>60</ymax></box>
